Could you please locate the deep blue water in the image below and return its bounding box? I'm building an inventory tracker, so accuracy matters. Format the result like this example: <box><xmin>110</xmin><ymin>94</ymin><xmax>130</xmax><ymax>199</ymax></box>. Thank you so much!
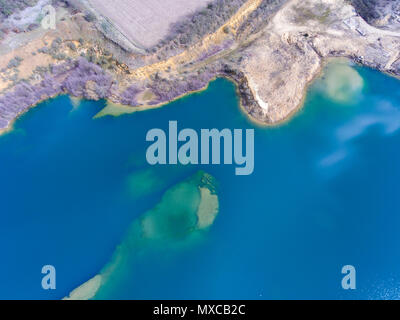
<box><xmin>1</xmin><ymin>62</ymin><xmax>400</xmax><ymax>299</ymax></box>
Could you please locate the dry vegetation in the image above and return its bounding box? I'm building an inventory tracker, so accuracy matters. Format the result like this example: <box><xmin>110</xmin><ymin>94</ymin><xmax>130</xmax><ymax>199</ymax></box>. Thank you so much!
<box><xmin>1</xmin><ymin>0</ymin><xmax>400</xmax><ymax>133</ymax></box>
<box><xmin>350</xmin><ymin>0</ymin><xmax>400</xmax><ymax>30</ymax></box>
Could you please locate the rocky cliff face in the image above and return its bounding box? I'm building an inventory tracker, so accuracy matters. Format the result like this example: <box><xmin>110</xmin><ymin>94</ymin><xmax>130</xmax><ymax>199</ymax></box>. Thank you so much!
<box><xmin>351</xmin><ymin>0</ymin><xmax>400</xmax><ymax>30</ymax></box>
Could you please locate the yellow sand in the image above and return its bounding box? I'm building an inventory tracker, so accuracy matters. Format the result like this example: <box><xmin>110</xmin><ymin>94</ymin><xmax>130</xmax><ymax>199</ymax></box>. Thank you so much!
<box><xmin>63</xmin><ymin>275</ymin><xmax>102</xmax><ymax>300</ymax></box>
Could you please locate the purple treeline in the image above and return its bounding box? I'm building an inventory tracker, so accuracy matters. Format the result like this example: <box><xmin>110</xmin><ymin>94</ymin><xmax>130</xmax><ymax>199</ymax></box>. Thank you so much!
<box><xmin>0</xmin><ymin>58</ymin><xmax>114</xmax><ymax>129</ymax></box>
<box><xmin>120</xmin><ymin>85</ymin><xmax>141</xmax><ymax>106</ymax></box>
<box><xmin>149</xmin><ymin>70</ymin><xmax>216</xmax><ymax>105</ymax></box>
<box><xmin>62</xmin><ymin>58</ymin><xmax>112</xmax><ymax>99</ymax></box>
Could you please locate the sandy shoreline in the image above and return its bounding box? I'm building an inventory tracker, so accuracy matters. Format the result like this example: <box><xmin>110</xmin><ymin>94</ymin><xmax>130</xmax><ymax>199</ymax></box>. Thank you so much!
<box><xmin>0</xmin><ymin>56</ymin><xmax>393</xmax><ymax>139</ymax></box>
<box><xmin>63</xmin><ymin>274</ymin><xmax>102</xmax><ymax>300</ymax></box>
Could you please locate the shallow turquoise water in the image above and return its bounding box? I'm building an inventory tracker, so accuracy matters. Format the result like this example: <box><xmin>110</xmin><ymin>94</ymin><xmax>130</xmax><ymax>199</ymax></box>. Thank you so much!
<box><xmin>1</xmin><ymin>62</ymin><xmax>400</xmax><ymax>299</ymax></box>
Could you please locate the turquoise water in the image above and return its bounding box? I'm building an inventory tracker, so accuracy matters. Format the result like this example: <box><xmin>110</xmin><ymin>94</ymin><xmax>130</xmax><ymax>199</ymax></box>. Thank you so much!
<box><xmin>1</xmin><ymin>62</ymin><xmax>400</xmax><ymax>299</ymax></box>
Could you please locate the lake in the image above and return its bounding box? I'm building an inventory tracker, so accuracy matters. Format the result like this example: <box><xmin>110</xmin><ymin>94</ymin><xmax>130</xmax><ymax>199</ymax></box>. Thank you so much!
<box><xmin>1</xmin><ymin>60</ymin><xmax>400</xmax><ymax>299</ymax></box>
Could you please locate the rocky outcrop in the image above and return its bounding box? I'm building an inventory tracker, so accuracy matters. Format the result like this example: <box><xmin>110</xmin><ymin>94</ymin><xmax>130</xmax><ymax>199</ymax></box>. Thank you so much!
<box><xmin>232</xmin><ymin>0</ymin><xmax>400</xmax><ymax>124</ymax></box>
<box><xmin>351</xmin><ymin>0</ymin><xmax>400</xmax><ymax>30</ymax></box>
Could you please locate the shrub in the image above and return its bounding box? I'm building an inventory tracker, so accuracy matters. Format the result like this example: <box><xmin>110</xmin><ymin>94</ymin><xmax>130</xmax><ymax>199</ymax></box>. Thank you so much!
<box><xmin>67</xmin><ymin>42</ymin><xmax>76</xmax><ymax>51</ymax></box>
<box><xmin>238</xmin><ymin>0</ymin><xmax>288</xmax><ymax>35</ymax></box>
<box><xmin>154</xmin><ymin>0</ymin><xmax>247</xmax><ymax>52</ymax></box>
<box><xmin>7</xmin><ymin>56</ymin><xmax>23</xmax><ymax>69</ymax></box>
<box><xmin>84</xmin><ymin>11</ymin><xmax>96</xmax><ymax>22</ymax></box>
<box><xmin>148</xmin><ymin>70</ymin><xmax>215</xmax><ymax>104</ymax></box>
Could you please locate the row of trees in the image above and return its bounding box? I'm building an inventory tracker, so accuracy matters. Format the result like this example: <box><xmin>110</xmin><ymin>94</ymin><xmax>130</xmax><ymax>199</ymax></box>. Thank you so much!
<box><xmin>0</xmin><ymin>0</ymin><xmax>38</xmax><ymax>21</ymax></box>
<box><xmin>151</xmin><ymin>0</ymin><xmax>247</xmax><ymax>57</ymax></box>
<box><xmin>0</xmin><ymin>58</ymin><xmax>114</xmax><ymax>129</ymax></box>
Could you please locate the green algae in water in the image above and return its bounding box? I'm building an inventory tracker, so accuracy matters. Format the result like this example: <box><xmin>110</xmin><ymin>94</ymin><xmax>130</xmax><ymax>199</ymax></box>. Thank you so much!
<box><xmin>126</xmin><ymin>164</ymin><xmax>193</xmax><ymax>199</ymax></box>
<box><xmin>127</xmin><ymin>168</ymin><xmax>165</xmax><ymax>199</ymax></box>
<box><xmin>64</xmin><ymin>171</ymin><xmax>219</xmax><ymax>300</ymax></box>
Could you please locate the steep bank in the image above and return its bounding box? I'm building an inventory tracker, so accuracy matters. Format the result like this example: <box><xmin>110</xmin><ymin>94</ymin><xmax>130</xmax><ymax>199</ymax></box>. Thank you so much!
<box><xmin>1</xmin><ymin>0</ymin><xmax>400</xmax><ymax>134</ymax></box>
